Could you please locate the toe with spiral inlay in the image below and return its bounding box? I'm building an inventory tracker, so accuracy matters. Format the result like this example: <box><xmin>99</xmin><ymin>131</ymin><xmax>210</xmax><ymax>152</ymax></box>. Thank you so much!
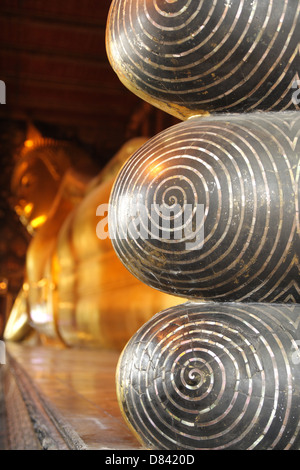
<box><xmin>106</xmin><ymin>0</ymin><xmax>300</xmax><ymax>119</ymax></box>
<box><xmin>109</xmin><ymin>111</ymin><xmax>300</xmax><ymax>303</ymax></box>
<box><xmin>117</xmin><ymin>302</ymin><xmax>300</xmax><ymax>450</ymax></box>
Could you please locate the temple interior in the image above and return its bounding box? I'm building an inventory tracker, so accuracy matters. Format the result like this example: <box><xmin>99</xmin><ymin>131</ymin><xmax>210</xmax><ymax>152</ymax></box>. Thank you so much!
<box><xmin>0</xmin><ymin>0</ymin><xmax>179</xmax><ymax>451</ymax></box>
<box><xmin>0</xmin><ymin>0</ymin><xmax>299</xmax><ymax>452</ymax></box>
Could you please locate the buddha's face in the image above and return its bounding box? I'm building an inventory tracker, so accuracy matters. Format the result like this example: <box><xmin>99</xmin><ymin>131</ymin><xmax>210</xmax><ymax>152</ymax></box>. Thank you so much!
<box><xmin>11</xmin><ymin>157</ymin><xmax>60</xmax><ymax>234</ymax></box>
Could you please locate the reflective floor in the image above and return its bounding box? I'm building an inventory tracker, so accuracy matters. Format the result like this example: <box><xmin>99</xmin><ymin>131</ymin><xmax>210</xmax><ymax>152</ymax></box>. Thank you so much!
<box><xmin>4</xmin><ymin>343</ymin><xmax>141</xmax><ymax>450</ymax></box>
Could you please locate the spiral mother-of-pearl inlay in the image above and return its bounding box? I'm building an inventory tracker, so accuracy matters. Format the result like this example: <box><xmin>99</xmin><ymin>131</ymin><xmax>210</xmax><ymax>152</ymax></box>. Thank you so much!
<box><xmin>109</xmin><ymin>111</ymin><xmax>300</xmax><ymax>303</ymax></box>
<box><xmin>117</xmin><ymin>302</ymin><xmax>300</xmax><ymax>450</ymax></box>
<box><xmin>106</xmin><ymin>0</ymin><xmax>300</xmax><ymax>119</ymax></box>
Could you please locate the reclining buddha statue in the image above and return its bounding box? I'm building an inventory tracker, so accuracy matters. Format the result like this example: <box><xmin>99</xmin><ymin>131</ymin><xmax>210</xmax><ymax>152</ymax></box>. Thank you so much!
<box><xmin>4</xmin><ymin>127</ymin><xmax>181</xmax><ymax>350</ymax></box>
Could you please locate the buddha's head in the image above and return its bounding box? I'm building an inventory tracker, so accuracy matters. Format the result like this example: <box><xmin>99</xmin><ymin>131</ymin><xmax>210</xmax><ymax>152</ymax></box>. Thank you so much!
<box><xmin>11</xmin><ymin>137</ymin><xmax>96</xmax><ymax>235</ymax></box>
